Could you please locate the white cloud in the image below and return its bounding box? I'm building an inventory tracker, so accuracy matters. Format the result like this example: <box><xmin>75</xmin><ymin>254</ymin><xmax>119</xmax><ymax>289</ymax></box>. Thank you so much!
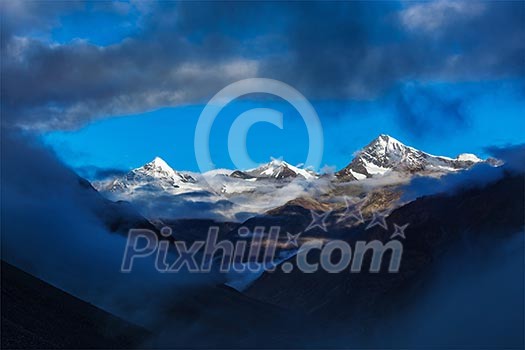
<box><xmin>400</xmin><ymin>0</ymin><xmax>485</xmax><ymax>33</ymax></box>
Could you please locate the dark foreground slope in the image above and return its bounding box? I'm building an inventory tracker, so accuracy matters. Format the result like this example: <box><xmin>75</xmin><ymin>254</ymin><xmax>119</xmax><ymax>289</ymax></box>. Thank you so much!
<box><xmin>1</xmin><ymin>260</ymin><xmax>310</xmax><ymax>349</ymax></box>
<box><xmin>1</xmin><ymin>261</ymin><xmax>149</xmax><ymax>349</ymax></box>
<box><xmin>243</xmin><ymin>172</ymin><xmax>524</xmax><ymax>347</ymax></box>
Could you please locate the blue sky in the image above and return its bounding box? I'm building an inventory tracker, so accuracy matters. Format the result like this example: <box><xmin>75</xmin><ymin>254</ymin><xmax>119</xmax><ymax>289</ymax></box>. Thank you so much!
<box><xmin>43</xmin><ymin>79</ymin><xmax>525</xmax><ymax>174</ymax></box>
<box><xmin>2</xmin><ymin>1</ymin><xmax>524</xmax><ymax>176</ymax></box>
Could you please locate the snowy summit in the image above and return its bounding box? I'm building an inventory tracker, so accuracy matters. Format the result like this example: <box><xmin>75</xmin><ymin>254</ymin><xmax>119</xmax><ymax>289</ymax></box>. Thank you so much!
<box><xmin>337</xmin><ymin>134</ymin><xmax>484</xmax><ymax>180</ymax></box>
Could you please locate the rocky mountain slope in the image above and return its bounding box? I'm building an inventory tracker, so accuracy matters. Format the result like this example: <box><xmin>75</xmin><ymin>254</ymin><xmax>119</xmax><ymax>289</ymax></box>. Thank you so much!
<box><xmin>337</xmin><ymin>134</ymin><xmax>486</xmax><ymax>180</ymax></box>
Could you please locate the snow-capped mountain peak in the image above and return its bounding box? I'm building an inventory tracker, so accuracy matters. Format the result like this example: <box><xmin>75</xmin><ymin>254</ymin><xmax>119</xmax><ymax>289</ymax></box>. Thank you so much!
<box><xmin>141</xmin><ymin>156</ymin><xmax>178</xmax><ymax>177</ymax></box>
<box><xmin>148</xmin><ymin>156</ymin><xmax>174</xmax><ymax>170</ymax></box>
<box><xmin>102</xmin><ymin>156</ymin><xmax>196</xmax><ymax>193</ymax></box>
<box><xmin>231</xmin><ymin>158</ymin><xmax>316</xmax><ymax>180</ymax></box>
<box><xmin>337</xmin><ymin>134</ymin><xmax>485</xmax><ymax>181</ymax></box>
<box><xmin>374</xmin><ymin>134</ymin><xmax>406</xmax><ymax>150</ymax></box>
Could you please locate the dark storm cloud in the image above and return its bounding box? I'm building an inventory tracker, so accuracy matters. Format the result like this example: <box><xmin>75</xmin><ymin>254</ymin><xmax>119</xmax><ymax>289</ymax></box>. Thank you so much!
<box><xmin>261</xmin><ymin>1</ymin><xmax>524</xmax><ymax>98</ymax></box>
<box><xmin>0</xmin><ymin>28</ymin><xmax>258</xmax><ymax>129</ymax></box>
<box><xmin>1</xmin><ymin>1</ymin><xmax>523</xmax><ymax>130</ymax></box>
<box><xmin>1</xmin><ymin>1</ymin><xmax>260</xmax><ymax>129</ymax></box>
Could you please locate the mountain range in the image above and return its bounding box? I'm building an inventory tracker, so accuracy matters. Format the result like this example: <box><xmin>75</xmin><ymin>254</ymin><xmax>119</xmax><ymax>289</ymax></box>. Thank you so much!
<box><xmin>98</xmin><ymin>134</ymin><xmax>491</xmax><ymax>193</ymax></box>
<box><xmin>92</xmin><ymin>134</ymin><xmax>498</xmax><ymax>221</ymax></box>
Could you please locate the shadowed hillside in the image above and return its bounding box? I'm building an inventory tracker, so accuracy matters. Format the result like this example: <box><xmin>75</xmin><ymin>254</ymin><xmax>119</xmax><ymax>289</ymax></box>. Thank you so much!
<box><xmin>1</xmin><ymin>261</ymin><xmax>149</xmax><ymax>349</ymax></box>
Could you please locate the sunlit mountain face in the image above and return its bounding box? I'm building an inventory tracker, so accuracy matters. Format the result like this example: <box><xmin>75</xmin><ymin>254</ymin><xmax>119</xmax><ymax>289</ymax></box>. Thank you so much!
<box><xmin>1</xmin><ymin>1</ymin><xmax>524</xmax><ymax>349</ymax></box>
<box><xmin>90</xmin><ymin>134</ymin><xmax>493</xmax><ymax>222</ymax></box>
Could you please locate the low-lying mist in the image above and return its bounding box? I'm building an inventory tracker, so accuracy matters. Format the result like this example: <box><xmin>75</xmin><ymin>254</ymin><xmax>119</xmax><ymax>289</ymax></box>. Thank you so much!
<box><xmin>1</xmin><ymin>130</ymin><xmax>224</xmax><ymax>328</ymax></box>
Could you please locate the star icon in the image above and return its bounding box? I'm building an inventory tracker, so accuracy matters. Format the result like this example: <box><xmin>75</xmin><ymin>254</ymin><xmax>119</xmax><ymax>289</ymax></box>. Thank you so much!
<box><xmin>336</xmin><ymin>196</ymin><xmax>365</xmax><ymax>224</ymax></box>
<box><xmin>286</xmin><ymin>232</ymin><xmax>301</xmax><ymax>247</ymax></box>
<box><xmin>390</xmin><ymin>223</ymin><xmax>409</xmax><ymax>239</ymax></box>
<box><xmin>305</xmin><ymin>210</ymin><xmax>331</xmax><ymax>232</ymax></box>
<box><xmin>366</xmin><ymin>210</ymin><xmax>390</xmax><ymax>230</ymax></box>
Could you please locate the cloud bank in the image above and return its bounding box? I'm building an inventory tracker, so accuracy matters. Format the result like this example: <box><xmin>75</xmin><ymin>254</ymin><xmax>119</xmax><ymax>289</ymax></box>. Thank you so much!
<box><xmin>1</xmin><ymin>1</ymin><xmax>523</xmax><ymax>130</ymax></box>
